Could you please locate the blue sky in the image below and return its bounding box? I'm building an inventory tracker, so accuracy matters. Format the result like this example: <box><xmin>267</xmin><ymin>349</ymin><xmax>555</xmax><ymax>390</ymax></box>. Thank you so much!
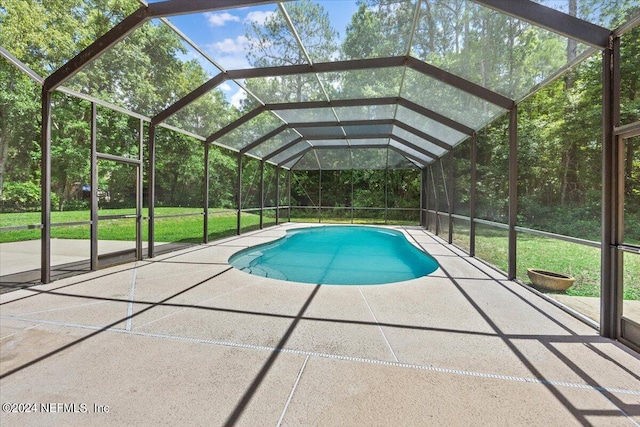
<box><xmin>167</xmin><ymin>1</ymin><xmax>358</xmax><ymax>69</ymax></box>
<box><xmin>159</xmin><ymin>1</ymin><xmax>359</xmax><ymax>106</ymax></box>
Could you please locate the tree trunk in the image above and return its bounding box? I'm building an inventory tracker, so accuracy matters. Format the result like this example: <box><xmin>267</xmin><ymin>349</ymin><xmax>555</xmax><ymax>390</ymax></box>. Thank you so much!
<box><xmin>560</xmin><ymin>0</ymin><xmax>579</xmax><ymax>206</ymax></box>
<box><xmin>0</xmin><ymin>123</ymin><xmax>11</xmax><ymax>200</ymax></box>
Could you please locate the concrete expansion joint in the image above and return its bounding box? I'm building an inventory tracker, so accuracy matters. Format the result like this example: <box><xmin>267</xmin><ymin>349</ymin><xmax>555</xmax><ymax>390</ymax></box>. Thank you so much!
<box><xmin>3</xmin><ymin>314</ymin><xmax>639</xmax><ymax>398</ymax></box>
<box><xmin>277</xmin><ymin>355</ymin><xmax>309</xmax><ymax>427</ymax></box>
<box><xmin>125</xmin><ymin>262</ymin><xmax>138</xmax><ymax>331</ymax></box>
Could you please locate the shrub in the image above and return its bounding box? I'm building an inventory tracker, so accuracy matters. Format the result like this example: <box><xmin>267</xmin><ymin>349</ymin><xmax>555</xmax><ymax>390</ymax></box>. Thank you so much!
<box><xmin>1</xmin><ymin>181</ymin><xmax>50</xmax><ymax>212</ymax></box>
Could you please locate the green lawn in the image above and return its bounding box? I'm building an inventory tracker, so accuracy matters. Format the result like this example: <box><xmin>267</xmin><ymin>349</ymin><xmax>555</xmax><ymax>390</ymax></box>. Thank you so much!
<box><xmin>452</xmin><ymin>225</ymin><xmax>639</xmax><ymax>301</ymax></box>
<box><xmin>0</xmin><ymin>208</ymin><xmax>260</xmax><ymax>244</ymax></box>
<box><xmin>2</xmin><ymin>209</ymin><xmax>638</xmax><ymax>300</ymax></box>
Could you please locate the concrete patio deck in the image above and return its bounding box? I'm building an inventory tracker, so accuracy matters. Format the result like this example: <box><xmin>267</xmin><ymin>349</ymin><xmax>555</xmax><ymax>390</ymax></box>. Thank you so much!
<box><xmin>1</xmin><ymin>223</ymin><xmax>639</xmax><ymax>426</ymax></box>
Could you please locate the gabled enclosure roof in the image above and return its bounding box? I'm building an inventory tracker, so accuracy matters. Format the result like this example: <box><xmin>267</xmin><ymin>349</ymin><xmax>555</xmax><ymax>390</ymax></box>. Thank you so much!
<box><xmin>7</xmin><ymin>0</ymin><xmax>635</xmax><ymax>170</ymax></box>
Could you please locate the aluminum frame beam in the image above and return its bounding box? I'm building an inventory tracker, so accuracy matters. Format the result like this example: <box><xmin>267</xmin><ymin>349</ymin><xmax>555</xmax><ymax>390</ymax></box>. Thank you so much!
<box><xmin>388</xmin><ymin>135</ymin><xmax>437</xmax><ymax>161</ymax></box>
<box><xmin>267</xmin><ymin>97</ymin><xmax>399</xmax><ymax>111</ymax></box>
<box><xmin>394</xmin><ymin>121</ymin><xmax>451</xmax><ymax>151</ymax></box>
<box><xmin>153</xmin><ymin>73</ymin><xmax>227</xmax><ymax>125</ymax></box>
<box><xmin>206</xmin><ymin>107</ymin><xmax>266</xmax><ymax>143</ymax></box>
<box><xmin>278</xmin><ymin>141</ymin><xmax>433</xmax><ymax>170</ymax></box>
<box><xmin>284</xmin><ymin>145</ymin><xmax>427</xmax><ymax>170</ymax></box>
<box><xmin>296</xmin><ymin>137</ymin><xmax>435</xmax><ymax>162</ymax></box>
<box><xmin>405</xmin><ymin>57</ymin><xmax>513</xmax><ymax>110</ymax></box>
<box><xmin>397</xmin><ymin>98</ymin><xmax>474</xmax><ymax>136</ymax></box>
<box><xmin>211</xmin><ymin>116</ymin><xmax>448</xmax><ymax>161</ymax></box>
<box><xmin>474</xmin><ymin>0</ymin><xmax>611</xmax><ymax>48</ymax></box>
<box><xmin>44</xmin><ymin>6</ymin><xmax>149</xmax><ymax>91</ymax></box>
<box><xmin>287</xmin><ymin>133</ymin><xmax>438</xmax><ymax>161</ymax></box>
<box><xmin>240</xmin><ymin>124</ymin><xmax>289</xmax><ymax>154</ymax></box>
<box><xmin>147</xmin><ymin>0</ymin><xmax>288</xmax><ymax>18</ymax></box>
<box><xmin>287</xmin><ymin>119</ymin><xmax>395</xmax><ymax>129</ymax></box>
<box><xmin>164</xmin><ymin>55</ymin><xmax>511</xmax><ymax>134</ymax></box>
<box><xmin>388</xmin><ymin>146</ymin><xmax>429</xmax><ymax>168</ymax></box>
<box><xmin>208</xmin><ymin>97</ymin><xmax>471</xmax><ymax>143</ymax></box>
<box><xmin>262</xmin><ymin>137</ymin><xmax>306</xmax><ymax>162</ymax></box>
<box><xmin>268</xmin><ymin>97</ymin><xmax>474</xmax><ymax>135</ymax></box>
<box><xmin>158</xmin><ymin>57</ymin><xmax>406</xmax><ymax>126</ymax></box>
<box><xmin>277</xmin><ymin>146</ymin><xmax>313</xmax><ymax>167</ymax></box>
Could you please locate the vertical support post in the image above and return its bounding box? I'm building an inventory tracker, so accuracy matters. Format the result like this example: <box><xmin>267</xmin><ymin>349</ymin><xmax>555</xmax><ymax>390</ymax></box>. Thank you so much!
<box><xmin>507</xmin><ymin>106</ymin><xmax>518</xmax><ymax>280</ymax></box>
<box><xmin>203</xmin><ymin>143</ymin><xmax>209</xmax><ymax>243</ymax></box>
<box><xmin>136</xmin><ymin>118</ymin><xmax>143</xmax><ymax>260</ymax></box>
<box><xmin>430</xmin><ymin>163</ymin><xmax>439</xmax><ymax>236</ymax></box>
<box><xmin>90</xmin><ymin>102</ymin><xmax>98</xmax><ymax>270</ymax></box>
<box><xmin>259</xmin><ymin>160</ymin><xmax>264</xmax><ymax>229</ymax></box>
<box><xmin>508</xmin><ymin>106</ymin><xmax>518</xmax><ymax>280</ymax></box>
<box><xmin>426</xmin><ymin>165</ymin><xmax>435</xmax><ymax>230</ymax></box>
<box><xmin>288</xmin><ymin>169</ymin><xmax>292</xmax><ymax>222</ymax></box>
<box><xmin>470</xmin><ymin>133</ymin><xmax>477</xmax><ymax>257</ymax></box>
<box><xmin>236</xmin><ymin>153</ymin><xmax>242</xmax><ymax>235</ymax></box>
<box><xmin>41</xmin><ymin>89</ymin><xmax>52</xmax><ymax>284</ymax></box>
<box><xmin>419</xmin><ymin>168</ymin><xmax>424</xmax><ymax>227</ymax></box>
<box><xmin>275</xmin><ymin>166</ymin><xmax>280</xmax><ymax>225</ymax></box>
<box><xmin>448</xmin><ymin>152</ymin><xmax>454</xmax><ymax>244</ymax></box>
<box><xmin>148</xmin><ymin>124</ymin><xmax>156</xmax><ymax>258</ymax></box>
<box><xmin>318</xmin><ymin>169</ymin><xmax>322</xmax><ymax>223</ymax></box>
<box><xmin>601</xmin><ymin>36</ymin><xmax>622</xmax><ymax>339</ymax></box>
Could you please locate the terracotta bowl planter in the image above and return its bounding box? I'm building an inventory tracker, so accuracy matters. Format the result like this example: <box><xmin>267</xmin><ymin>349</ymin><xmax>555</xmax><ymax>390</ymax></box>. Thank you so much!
<box><xmin>527</xmin><ymin>268</ymin><xmax>575</xmax><ymax>292</ymax></box>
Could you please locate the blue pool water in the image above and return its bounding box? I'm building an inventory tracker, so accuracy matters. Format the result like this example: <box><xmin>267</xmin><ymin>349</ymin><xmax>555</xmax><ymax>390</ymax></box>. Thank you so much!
<box><xmin>229</xmin><ymin>226</ymin><xmax>439</xmax><ymax>285</ymax></box>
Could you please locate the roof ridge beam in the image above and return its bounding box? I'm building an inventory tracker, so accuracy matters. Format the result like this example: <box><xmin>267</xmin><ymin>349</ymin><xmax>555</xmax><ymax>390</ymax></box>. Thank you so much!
<box><xmin>472</xmin><ymin>0</ymin><xmax>610</xmax><ymax>48</ymax></box>
<box><xmin>44</xmin><ymin>6</ymin><xmax>149</xmax><ymax>91</ymax></box>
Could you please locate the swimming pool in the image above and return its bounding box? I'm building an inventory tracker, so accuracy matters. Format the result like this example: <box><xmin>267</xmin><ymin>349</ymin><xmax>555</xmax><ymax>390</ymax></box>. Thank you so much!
<box><xmin>229</xmin><ymin>226</ymin><xmax>439</xmax><ymax>285</ymax></box>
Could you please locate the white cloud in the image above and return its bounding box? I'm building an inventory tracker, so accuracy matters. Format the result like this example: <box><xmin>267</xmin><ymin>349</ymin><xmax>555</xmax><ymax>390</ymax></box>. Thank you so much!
<box><xmin>219</xmin><ymin>82</ymin><xmax>233</xmax><ymax>92</ymax></box>
<box><xmin>219</xmin><ymin>55</ymin><xmax>251</xmax><ymax>70</ymax></box>
<box><xmin>244</xmin><ymin>11</ymin><xmax>275</xmax><ymax>26</ymax></box>
<box><xmin>205</xmin><ymin>36</ymin><xmax>251</xmax><ymax>70</ymax></box>
<box><xmin>205</xmin><ymin>12</ymin><xmax>240</xmax><ymax>27</ymax></box>
<box><xmin>209</xmin><ymin>36</ymin><xmax>249</xmax><ymax>54</ymax></box>
<box><xmin>230</xmin><ymin>89</ymin><xmax>247</xmax><ymax>109</ymax></box>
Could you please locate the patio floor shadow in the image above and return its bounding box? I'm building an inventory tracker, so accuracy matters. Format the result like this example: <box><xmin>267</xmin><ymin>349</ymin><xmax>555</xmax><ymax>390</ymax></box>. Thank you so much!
<box><xmin>1</xmin><ymin>224</ymin><xmax>639</xmax><ymax>426</ymax></box>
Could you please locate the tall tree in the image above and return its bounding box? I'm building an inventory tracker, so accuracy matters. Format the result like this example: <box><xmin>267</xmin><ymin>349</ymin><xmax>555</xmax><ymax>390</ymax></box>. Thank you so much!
<box><xmin>244</xmin><ymin>0</ymin><xmax>338</xmax><ymax>103</ymax></box>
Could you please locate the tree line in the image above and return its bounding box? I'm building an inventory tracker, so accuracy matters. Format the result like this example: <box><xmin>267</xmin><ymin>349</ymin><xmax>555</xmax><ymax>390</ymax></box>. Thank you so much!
<box><xmin>1</xmin><ymin>0</ymin><xmax>638</xmax><ymax>241</ymax></box>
